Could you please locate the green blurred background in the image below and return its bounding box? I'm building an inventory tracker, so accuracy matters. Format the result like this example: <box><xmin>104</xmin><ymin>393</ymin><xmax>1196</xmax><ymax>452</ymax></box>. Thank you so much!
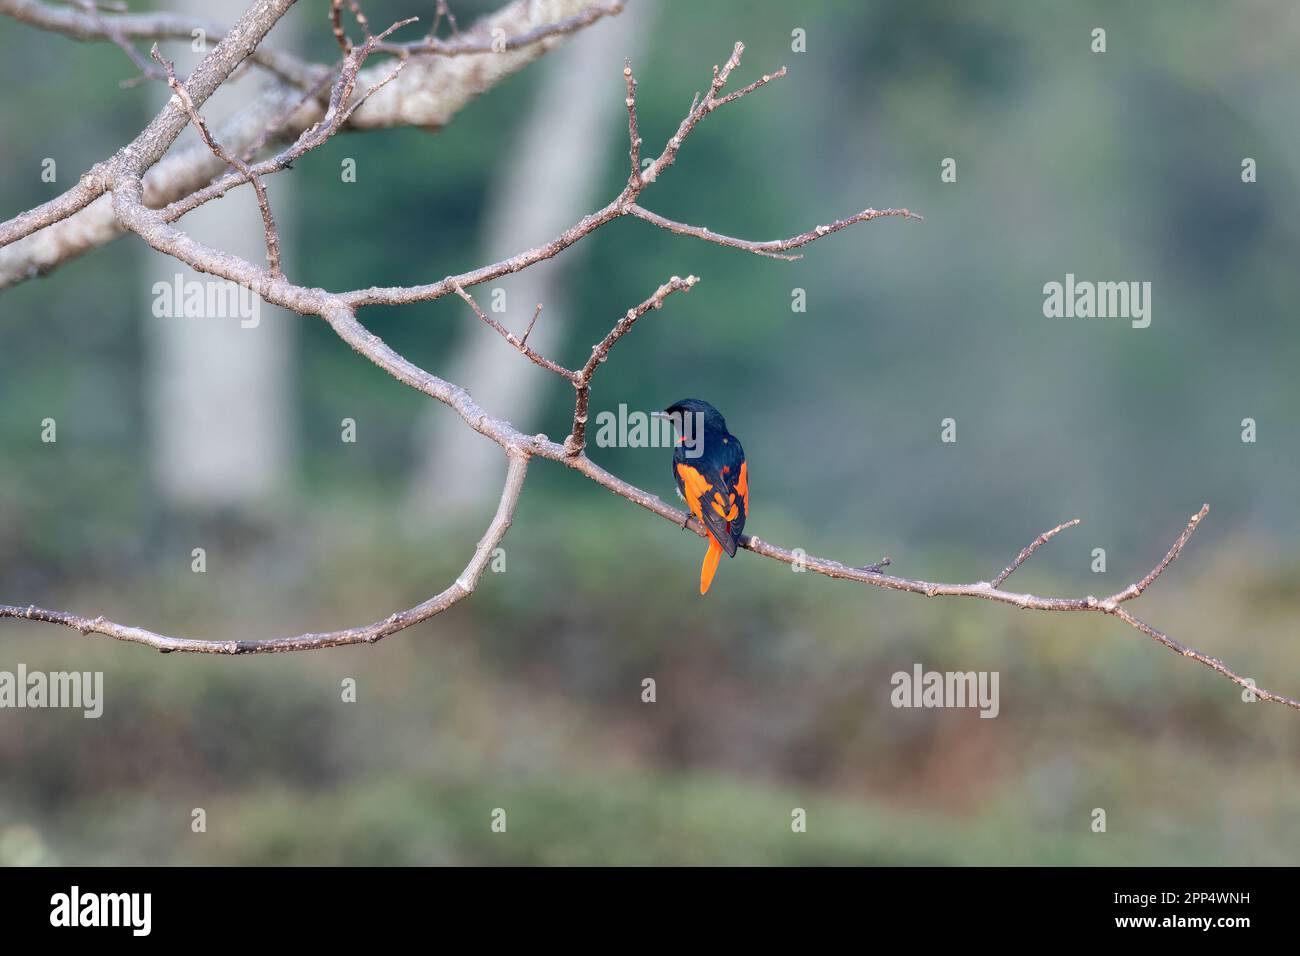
<box><xmin>1</xmin><ymin>0</ymin><xmax>1298</xmax><ymax>864</ymax></box>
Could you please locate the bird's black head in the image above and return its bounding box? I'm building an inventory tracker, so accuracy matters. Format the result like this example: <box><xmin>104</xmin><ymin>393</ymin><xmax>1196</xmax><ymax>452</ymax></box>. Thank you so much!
<box><xmin>663</xmin><ymin>398</ymin><xmax>729</xmax><ymax>434</ymax></box>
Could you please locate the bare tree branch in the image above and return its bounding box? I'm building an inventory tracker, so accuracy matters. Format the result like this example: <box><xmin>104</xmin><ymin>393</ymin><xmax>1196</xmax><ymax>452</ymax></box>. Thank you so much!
<box><xmin>0</xmin><ymin>0</ymin><xmax>298</xmax><ymax>251</ymax></box>
<box><xmin>520</xmin><ymin>301</ymin><xmax>544</xmax><ymax>346</ymax></box>
<box><xmin>0</xmin><ymin>450</ymin><xmax>528</xmax><ymax>653</ymax></box>
<box><xmin>341</xmin><ymin>42</ymin><xmax>917</xmax><ymax>308</ymax></box>
<box><xmin>431</xmin><ymin>0</ymin><xmax>459</xmax><ymax>40</ymax></box>
<box><xmin>451</xmin><ymin>282</ymin><xmax>576</xmax><ymax>379</ymax></box>
<box><xmin>1</xmin><ymin>15</ymin><xmax>1292</xmax><ymax>720</ymax></box>
<box><xmin>160</xmin><ymin>22</ymin><xmax>410</xmax><ymax>224</ymax></box>
<box><xmin>376</xmin><ymin>0</ymin><xmax>622</xmax><ymax>57</ymax></box>
<box><xmin>71</xmin><ymin>0</ymin><xmax>168</xmax><ymax>85</ymax></box>
<box><xmin>1108</xmin><ymin>507</ymin><xmax>1208</xmax><ymax>604</ymax></box>
<box><xmin>0</xmin><ymin>0</ymin><xmax>323</xmax><ymax>89</ymax></box>
<box><xmin>625</xmin><ymin>203</ymin><xmax>921</xmax><ymax>260</ymax></box>
<box><xmin>145</xmin><ymin>12</ymin><xmax>416</xmax><ymax>280</ymax></box>
<box><xmin>991</xmin><ymin>518</ymin><xmax>1080</xmax><ymax>588</ymax></box>
<box><xmin>329</xmin><ymin>0</ymin><xmax>372</xmax><ymax>55</ymax></box>
<box><xmin>566</xmin><ymin>275</ymin><xmax>698</xmax><ymax>455</ymax></box>
<box><xmin>0</xmin><ymin>0</ymin><xmax>618</xmax><ymax>285</ymax></box>
<box><xmin>448</xmin><ymin>271</ymin><xmax>700</xmax><ymax>455</ymax></box>
<box><xmin>152</xmin><ymin>44</ymin><xmax>284</xmax><ymax>276</ymax></box>
<box><xmin>623</xmin><ymin>60</ymin><xmax>641</xmax><ymax>183</ymax></box>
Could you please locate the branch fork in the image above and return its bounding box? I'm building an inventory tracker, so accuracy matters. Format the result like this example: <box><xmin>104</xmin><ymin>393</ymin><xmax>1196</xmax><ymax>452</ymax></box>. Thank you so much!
<box><xmin>1</xmin><ymin>4</ymin><xmax>1292</xmax><ymax>714</ymax></box>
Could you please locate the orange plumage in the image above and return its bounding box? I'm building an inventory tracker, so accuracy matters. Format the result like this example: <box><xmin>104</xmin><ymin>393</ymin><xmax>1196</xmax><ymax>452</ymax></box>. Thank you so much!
<box><xmin>666</xmin><ymin>399</ymin><xmax>747</xmax><ymax>595</ymax></box>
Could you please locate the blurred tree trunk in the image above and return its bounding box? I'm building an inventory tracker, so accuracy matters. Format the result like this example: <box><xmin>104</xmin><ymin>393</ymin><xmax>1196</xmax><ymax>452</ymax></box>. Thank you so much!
<box><xmin>145</xmin><ymin>0</ymin><xmax>296</xmax><ymax>511</ymax></box>
<box><xmin>408</xmin><ymin>0</ymin><xmax>654</xmax><ymax>519</ymax></box>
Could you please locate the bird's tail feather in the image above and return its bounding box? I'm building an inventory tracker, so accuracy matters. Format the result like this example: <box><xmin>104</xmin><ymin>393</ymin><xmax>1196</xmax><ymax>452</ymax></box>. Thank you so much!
<box><xmin>700</xmin><ymin>533</ymin><xmax>724</xmax><ymax>595</ymax></box>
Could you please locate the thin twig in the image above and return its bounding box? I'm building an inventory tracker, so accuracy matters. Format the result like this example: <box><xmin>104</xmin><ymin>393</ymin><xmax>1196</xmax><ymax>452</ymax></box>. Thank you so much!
<box><xmin>451</xmin><ymin>283</ymin><xmax>575</xmax><ymax>379</ymax></box>
<box><xmin>379</xmin><ymin>0</ymin><xmax>621</xmax><ymax>57</ymax></box>
<box><xmin>520</xmin><ymin>302</ymin><xmax>543</xmax><ymax>346</ymax></box>
<box><xmin>431</xmin><ymin>0</ymin><xmax>459</xmax><ymax>39</ymax></box>
<box><xmin>329</xmin><ymin>0</ymin><xmax>372</xmax><ymax>55</ymax></box>
<box><xmin>0</xmin><ymin>0</ymin><xmax>607</xmax><ymax>272</ymax></box>
<box><xmin>329</xmin><ymin>0</ymin><xmax>351</xmax><ymax>54</ymax></box>
<box><xmin>72</xmin><ymin>0</ymin><xmax>166</xmax><ymax>85</ymax></box>
<box><xmin>857</xmin><ymin>557</ymin><xmax>893</xmax><ymax>573</ymax></box>
<box><xmin>343</xmin><ymin>42</ymin><xmax>915</xmax><ymax>307</ymax></box>
<box><xmin>160</xmin><ymin>18</ymin><xmax>414</xmax><ymax>225</ymax></box>
<box><xmin>0</xmin><ymin>0</ymin><xmax>298</xmax><ymax>253</ymax></box>
<box><xmin>624</xmin><ymin>61</ymin><xmax>640</xmax><ymax>184</ymax></box>
<box><xmin>566</xmin><ymin>276</ymin><xmax>698</xmax><ymax>455</ymax></box>
<box><xmin>639</xmin><ymin>44</ymin><xmax>782</xmax><ymax>186</ymax></box>
<box><xmin>625</xmin><ymin>203</ymin><xmax>922</xmax><ymax>261</ymax></box>
<box><xmin>991</xmin><ymin>518</ymin><xmax>1081</xmax><ymax>588</ymax></box>
<box><xmin>152</xmin><ymin>45</ymin><xmax>283</xmax><ymax>277</ymax></box>
<box><xmin>0</xmin><ymin>0</ymin><xmax>323</xmax><ymax>89</ymax></box>
<box><xmin>1109</xmin><ymin>505</ymin><xmax>1208</xmax><ymax>603</ymax></box>
<box><xmin>239</xmin><ymin>67</ymin><xmax>337</xmax><ymax>165</ymax></box>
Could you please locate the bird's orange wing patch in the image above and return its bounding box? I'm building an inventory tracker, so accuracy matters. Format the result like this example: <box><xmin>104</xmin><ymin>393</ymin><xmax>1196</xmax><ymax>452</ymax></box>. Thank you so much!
<box><xmin>676</xmin><ymin>462</ymin><xmax>712</xmax><ymax>524</ymax></box>
<box><xmin>735</xmin><ymin>460</ymin><xmax>749</xmax><ymax>517</ymax></box>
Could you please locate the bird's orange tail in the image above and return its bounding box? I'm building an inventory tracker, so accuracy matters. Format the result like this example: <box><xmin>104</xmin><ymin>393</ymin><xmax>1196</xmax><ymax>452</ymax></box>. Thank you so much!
<box><xmin>700</xmin><ymin>533</ymin><xmax>724</xmax><ymax>594</ymax></box>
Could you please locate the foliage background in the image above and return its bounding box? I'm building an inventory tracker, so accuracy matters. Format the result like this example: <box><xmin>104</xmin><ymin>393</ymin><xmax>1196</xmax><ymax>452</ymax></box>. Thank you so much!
<box><xmin>2</xmin><ymin>0</ymin><xmax>1298</xmax><ymax>864</ymax></box>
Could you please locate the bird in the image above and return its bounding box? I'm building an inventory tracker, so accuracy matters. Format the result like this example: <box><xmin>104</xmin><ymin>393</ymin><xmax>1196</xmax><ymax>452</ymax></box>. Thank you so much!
<box><xmin>656</xmin><ymin>398</ymin><xmax>748</xmax><ymax>594</ymax></box>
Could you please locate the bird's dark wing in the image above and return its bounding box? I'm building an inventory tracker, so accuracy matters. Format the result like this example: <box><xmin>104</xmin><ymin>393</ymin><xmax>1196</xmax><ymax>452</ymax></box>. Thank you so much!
<box><xmin>674</xmin><ymin>435</ymin><xmax>746</xmax><ymax>557</ymax></box>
